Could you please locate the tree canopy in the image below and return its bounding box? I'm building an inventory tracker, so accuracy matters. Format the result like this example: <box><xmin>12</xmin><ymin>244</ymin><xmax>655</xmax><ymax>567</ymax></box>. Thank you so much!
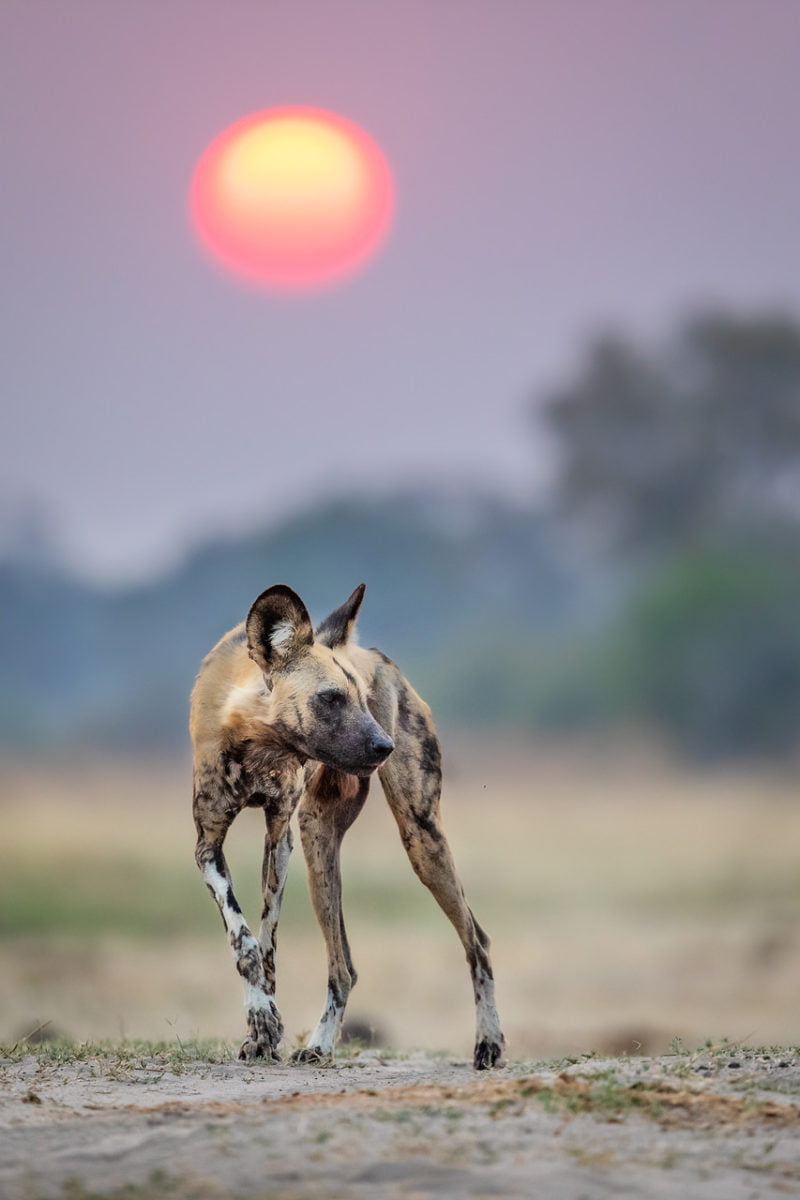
<box><xmin>542</xmin><ymin>312</ymin><xmax>800</xmax><ymax>559</ymax></box>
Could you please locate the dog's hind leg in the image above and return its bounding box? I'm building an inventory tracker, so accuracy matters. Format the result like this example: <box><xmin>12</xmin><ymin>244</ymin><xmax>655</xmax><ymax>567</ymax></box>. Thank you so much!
<box><xmin>293</xmin><ymin>769</ymin><xmax>369</xmax><ymax>1063</ymax></box>
<box><xmin>193</xmin><ymin>789</ymin><xmax>283</xmax><ymax>1061</ymax></box>
<box><xmin>378</xmin><ymin>727</ymin><xmax>505</xmax><ymax>1070</ymax></box>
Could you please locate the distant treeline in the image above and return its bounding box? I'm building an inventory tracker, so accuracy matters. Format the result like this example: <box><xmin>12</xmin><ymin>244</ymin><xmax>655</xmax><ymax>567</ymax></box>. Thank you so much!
<box><xmin>4</xmin><ymin>309</ymin><xmax>800</xmax><ymax>761</ymax></box>
<box><xmin>0</xmin><ymin>492</ymin><xmax>576</xmax><ymax>751</ymax></box>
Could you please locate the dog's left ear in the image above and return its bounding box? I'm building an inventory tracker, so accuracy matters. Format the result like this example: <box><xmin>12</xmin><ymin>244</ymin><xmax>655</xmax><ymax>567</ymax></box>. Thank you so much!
<box><xmin>246</xmin><ymin>585</ymin><xmax>314</xmax><ymax>674</ymax></box>
<box><xmin>315</xmin><ymin>583</ymin><xmax>366</xmax><ymax>649</ymax></box>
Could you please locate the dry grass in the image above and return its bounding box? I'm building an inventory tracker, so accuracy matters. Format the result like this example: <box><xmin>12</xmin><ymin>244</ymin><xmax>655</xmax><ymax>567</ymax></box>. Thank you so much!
<box><xmin>260</xmin><ymin>1072</ymin><xmax>800</xmax><ymax>1130</ymax></box>
<box><xmin>2</xmin><ymin>734</ymin><xmax>800</xmax><ymax>1057</ymax></box>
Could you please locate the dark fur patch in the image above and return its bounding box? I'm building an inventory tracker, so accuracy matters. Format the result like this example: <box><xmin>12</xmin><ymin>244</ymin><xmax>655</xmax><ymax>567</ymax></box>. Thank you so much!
<box><xmin>468</xmin><ymin>942</ymin><xmax>493</xmax><ymax>980</ymax></box>
<box><xmin>292</xmin><ymin>702</ymin><xmax>306</xmax><ymax>733</ymax></box>
<box><xmin>235</xmin><ymin>950</ymin><xmax>263</xmax><ymax>987</ymax></box>
<box><xmin>331</xmin><ymin>655</ymin><xmax>358</xmax><ymax>688</ymax></box>
<box><xmin>327</xmin><ymin>975</ymin><xmax>346</xmax><ymax>1006</ymax></box>
<box><xmin>414</xmin><ymin>809</ymin><xmax>444</xmax><ymax>842</ymax></box>
<box><xmin>262</xmin><ymin>947</ymin><xmax>276</xmax><ymax>980</ymax></box>
<box><xmin>396</xmin><ymin>683</ymin><xmax>413</xmax><ymax>729</ymax></box>
<box><xmin>419</xmin><ymin>732</ymin><xmax>441</xmax><ymax>776</ymax></box>
<box><xmin>369</xmin><ymin>648</ymin><xmax>396</xmax><ymax>666</ymax></box>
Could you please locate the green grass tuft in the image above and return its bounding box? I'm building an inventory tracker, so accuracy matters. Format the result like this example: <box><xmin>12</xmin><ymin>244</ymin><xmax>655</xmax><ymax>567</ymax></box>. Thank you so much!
<box><xmin>0</xmin><ymin>1036</ymin><xmax>236</xmax><ymax>1072</ymax></box>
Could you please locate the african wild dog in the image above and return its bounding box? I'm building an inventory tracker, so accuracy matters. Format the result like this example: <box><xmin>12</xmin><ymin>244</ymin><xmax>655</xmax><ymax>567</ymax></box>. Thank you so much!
<box><xmin>190</xmin><ymin>583</ymin><xmax>505</xmax><ymax>1069</ymax></box>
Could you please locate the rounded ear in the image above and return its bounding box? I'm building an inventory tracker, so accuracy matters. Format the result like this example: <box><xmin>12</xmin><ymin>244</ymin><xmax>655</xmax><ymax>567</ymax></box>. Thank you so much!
<box><xmin>246</xmin><ymin>585</ymin><xmax>313</xmax><ymax>674</ymax></box>
<box><xmin>315</xmin><ymin>583</ymin><xmax>366</xmax><ymax>649</ymax></box>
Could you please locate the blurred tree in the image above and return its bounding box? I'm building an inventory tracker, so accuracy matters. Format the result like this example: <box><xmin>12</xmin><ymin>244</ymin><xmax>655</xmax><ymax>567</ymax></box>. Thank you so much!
<box><xmin>620</xmin><ymin>551</ymin><xmax>800</xmax><ymax>759</ymax></box>
<box><xmin>539</xmin><ymin>311</ymin><xmax>800</xmax><ymax>759</ymax></box>
<box><xmin>541</xmin><ymin>312</ymin><xmax>800</xmax><ymax>559</ymax></box>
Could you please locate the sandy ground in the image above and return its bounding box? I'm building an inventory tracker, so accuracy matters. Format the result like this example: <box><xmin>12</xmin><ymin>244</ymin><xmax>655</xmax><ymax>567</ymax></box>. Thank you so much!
<box><xmin>2</xmin><ymin>1047</ymin><xmax>800</xmax><ymax>1199</ymax></box>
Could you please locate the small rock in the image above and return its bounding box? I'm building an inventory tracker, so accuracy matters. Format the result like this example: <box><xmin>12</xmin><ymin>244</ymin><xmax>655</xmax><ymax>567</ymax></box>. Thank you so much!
<box><xmin>340</xmin><ymin>1016</ymin><xmax>388</xmax><ymax>1048</ymax></box>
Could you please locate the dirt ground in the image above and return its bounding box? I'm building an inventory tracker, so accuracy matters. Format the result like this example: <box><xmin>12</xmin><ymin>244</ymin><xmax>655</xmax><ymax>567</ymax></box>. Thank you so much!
<box><xmin>2</xmin><ymin>1045</ymin><xmax>800</xmax><ymax>1199</ymax></box>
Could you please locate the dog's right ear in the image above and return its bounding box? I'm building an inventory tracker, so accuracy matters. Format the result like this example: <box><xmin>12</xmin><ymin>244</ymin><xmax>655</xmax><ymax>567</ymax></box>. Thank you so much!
<box><xmin>315</xmin><ymin>583</ymin><xmax>366</xmax><ymax>649</ymax></box>
<box><xmin>246</xmin><ymin>585</ymin><xmax>314</xmax><ymax>674</ymax></box>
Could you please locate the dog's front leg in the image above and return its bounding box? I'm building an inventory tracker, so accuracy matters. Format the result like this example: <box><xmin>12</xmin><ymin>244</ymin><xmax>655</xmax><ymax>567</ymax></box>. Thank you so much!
<box><xmin>293</xmin><ymin>776</ymin><xmax>369</xmax><ymax>1063</ymax></box>
<box><xmin>257</xmin><ymin>817</ymin><xmax>294</xmax><ymax>995</ymax></box>
<box><xmin>194</xmin><ymin>800</ymin><xmax>282</xmax><ymax>1061</ymax></box>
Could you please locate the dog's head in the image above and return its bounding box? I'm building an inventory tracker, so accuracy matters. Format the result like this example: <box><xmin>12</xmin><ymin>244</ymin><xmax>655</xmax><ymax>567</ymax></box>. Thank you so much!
<box><xmin>245</xmin><ymin>583</ymin><xmax>394</xmax><ymax>776</ymax></box>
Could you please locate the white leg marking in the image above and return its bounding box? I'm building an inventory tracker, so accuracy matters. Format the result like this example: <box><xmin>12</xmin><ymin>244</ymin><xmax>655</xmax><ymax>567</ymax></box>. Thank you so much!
<box><xmin>306</xmin><ymin>989</ymin><xmax>342</xmax><ymax>1056</ymax></box>
<box><xmin>258</xmin><ymin>834</ymin><xmax>292</xmax><ymax>958</ymax></box>
<box><xmin>475</xmin><ymin>974</ymin><xmax>503</xmax><ymax>1045</ymax></box>
<box><xmin>244</xmin><ymin>981</ymin><xmax>278</xmax><ymax>1014</ymax></box>
<box><xmin>203</xmin><ymin>861</ymin><xmax>272</xmax><ymax>1008</ymax></box>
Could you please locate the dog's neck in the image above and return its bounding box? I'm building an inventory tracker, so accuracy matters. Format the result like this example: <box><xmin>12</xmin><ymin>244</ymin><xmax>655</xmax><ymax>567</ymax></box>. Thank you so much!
<box><xmin>223</xmin><ymin>713</ymin><xmax>306</xmax><ymax>780</ymax></box>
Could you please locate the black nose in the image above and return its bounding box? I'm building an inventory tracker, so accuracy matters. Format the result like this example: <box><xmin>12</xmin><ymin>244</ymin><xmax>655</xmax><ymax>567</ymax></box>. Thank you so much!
<box><xmin>368</xmin><ymin>733</ymin><xmax>394</xmax><ymax>762</ymax></box>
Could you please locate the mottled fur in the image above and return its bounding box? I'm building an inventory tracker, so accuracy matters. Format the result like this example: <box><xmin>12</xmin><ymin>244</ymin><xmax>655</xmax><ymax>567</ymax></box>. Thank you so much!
<box><xmin>190</xmin><ymin>583</ymin><xmax>504</xmax><ymax>1069</ymax></box>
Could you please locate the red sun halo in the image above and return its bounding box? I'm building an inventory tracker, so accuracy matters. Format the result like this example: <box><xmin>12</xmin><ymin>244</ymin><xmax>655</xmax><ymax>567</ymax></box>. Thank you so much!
<box><xmin>189</xmin><ymin>107</ymin><xmax>394</xmax><ymax>291</ymax></box>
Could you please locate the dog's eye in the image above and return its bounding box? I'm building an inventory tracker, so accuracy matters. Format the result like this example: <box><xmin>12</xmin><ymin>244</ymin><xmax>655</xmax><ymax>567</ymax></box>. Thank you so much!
<box><xmin>317</xmin><ymin>688</ymin><xmax>346</xmax><ymax>706</ymax></box>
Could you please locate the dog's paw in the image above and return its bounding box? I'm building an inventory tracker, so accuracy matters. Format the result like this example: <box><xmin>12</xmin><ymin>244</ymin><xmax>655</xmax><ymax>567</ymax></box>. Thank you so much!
<box><xmin>290</xmin><ymin>1046</ymin><xmax>333</xmax><ymax>1066</ymax></box>
<box><xmin>473</xmin><ymin>1037</ymin><xmax>505</xmax><ymax>1070</ymax></box>
<box><xmin>238</xmin><ymin>1037</ymin><xmax>281</xmax><ymax>1063</ymax></box>
<box><xmin>239</xmin><ymin>1003</ymin><xmax>283</xmax><ymax>1062</ymax></box>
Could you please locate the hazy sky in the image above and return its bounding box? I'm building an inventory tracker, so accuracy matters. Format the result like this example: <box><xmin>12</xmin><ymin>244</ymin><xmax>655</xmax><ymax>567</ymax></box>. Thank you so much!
<box><xmin>3</xmin><ymin>0</ymin><xmax>800</xmax><ymax>581</ymax></box>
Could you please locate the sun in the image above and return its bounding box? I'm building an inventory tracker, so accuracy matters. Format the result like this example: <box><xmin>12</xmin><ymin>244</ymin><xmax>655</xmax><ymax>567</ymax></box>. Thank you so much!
<box><xmin>189</xmin><ymin>107</ymin><xmax>394</xmax><ymax>292</ymax></box>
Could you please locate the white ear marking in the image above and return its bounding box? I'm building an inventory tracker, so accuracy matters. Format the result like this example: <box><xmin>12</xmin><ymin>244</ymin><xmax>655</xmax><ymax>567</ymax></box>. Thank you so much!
<box><xmin>270</xmin><ymin>619</ymin><xmax>295</xmax><ymax>651</ymax></box>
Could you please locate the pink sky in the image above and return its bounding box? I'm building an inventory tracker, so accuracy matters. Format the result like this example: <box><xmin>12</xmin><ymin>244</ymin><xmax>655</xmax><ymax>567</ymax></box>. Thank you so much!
<box><xmin>2</xmin><ymin>0</ymin><xmax>800</xmax><ymax>580</ymax></box>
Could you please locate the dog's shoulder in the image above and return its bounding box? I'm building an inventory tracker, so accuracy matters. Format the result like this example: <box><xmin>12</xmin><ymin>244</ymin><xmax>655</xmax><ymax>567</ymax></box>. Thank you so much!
<box><xmin>190</xmin><ymin>622</ymin><xmax>262</xmax><ymax>755</ymax></box>
<box><xmin>345</xmin><ymin>644</ymin><xmax>435</xmax><ymax>737</ymax></box>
